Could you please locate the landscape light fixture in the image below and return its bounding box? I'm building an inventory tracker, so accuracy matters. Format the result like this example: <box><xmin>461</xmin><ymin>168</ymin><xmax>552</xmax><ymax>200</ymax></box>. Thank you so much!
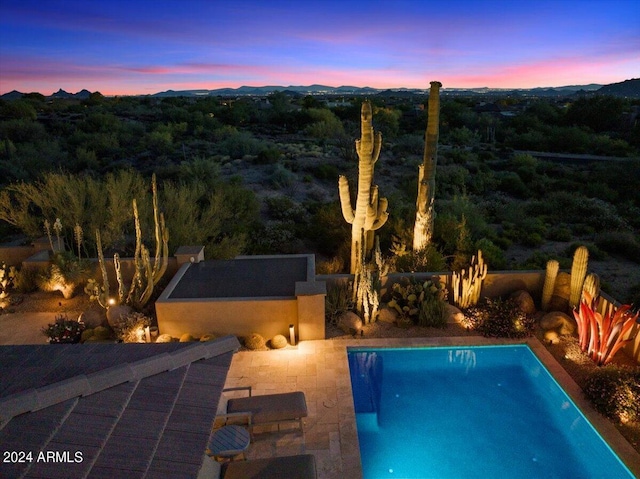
<box><xmin>289</xmin><ymin>324</ymin><xmax>296</xmax><ymax>346</ymax></box>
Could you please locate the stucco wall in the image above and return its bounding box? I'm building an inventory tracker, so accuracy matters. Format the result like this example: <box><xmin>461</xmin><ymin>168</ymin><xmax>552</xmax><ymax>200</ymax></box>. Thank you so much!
<box><xmin>155</xmin><ymin>296</ymin><xmax>299</xmax><ymax>339</ymax></box>
<box><xmin>156</xmin><ymin>258</ymin><xmax>326</xmax><ymax>342</ymax></box>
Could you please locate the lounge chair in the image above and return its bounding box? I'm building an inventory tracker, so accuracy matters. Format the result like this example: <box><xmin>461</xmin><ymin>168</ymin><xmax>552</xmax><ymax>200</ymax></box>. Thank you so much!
<box><xmin>199</xmin><ymin>453</ymin><xmax>317</xmax><ymax>479</ymax></box>
<box><xmin>219</xmin><ymin>387</ymin><xmax>307</xmax><ymax>435</ymax></box>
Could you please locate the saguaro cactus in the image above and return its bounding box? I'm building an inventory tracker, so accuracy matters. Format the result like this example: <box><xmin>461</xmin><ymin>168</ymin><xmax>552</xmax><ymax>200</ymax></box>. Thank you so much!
<box><xmin>339</xmin><ymin>100</ymin><xmax>389</xmax><ymax>274</ymax></box>
<box><xmin>413</xmin><ymin>81</ymin><xmax>442</xmax><ymax>251</ymax></box>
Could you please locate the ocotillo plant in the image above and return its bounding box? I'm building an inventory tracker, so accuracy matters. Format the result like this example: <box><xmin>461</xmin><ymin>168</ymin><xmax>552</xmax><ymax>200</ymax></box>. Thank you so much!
<box><xmin>413</xmin><ymin>81</ymin><xmax>442</xmax><ymax>251</ymax></box>
<box><xmin>339</xmin><ymin>100</ymin><xmax>389</xmax><ymax>274</ymax></box>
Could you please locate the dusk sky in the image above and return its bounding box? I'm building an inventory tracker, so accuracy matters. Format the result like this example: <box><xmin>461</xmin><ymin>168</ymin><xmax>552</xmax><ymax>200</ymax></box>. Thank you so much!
<box><xmin>1</xmin><ymin>0</ymin><xmax>638</xmax><ymax>96</ymax></box>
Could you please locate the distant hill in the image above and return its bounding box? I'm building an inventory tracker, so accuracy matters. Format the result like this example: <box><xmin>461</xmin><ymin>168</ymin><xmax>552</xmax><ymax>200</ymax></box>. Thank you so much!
<box><xmin>596</xmin><ymin>78</ymin><xmax>640</xmax><ymax>98</ymax></box>
<box><xmin>2</xmin><ymin>80</ymin><xmax>638</xmax><ymax>100</ymax></box>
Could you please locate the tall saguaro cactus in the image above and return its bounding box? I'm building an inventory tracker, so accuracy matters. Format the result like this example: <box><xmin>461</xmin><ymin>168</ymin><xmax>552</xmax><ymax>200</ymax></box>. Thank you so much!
<box><xmin>339</xmin><ymin>100</ymin><xmax>389</xmax><ymax>274</ymax></box>
<box><xmin>413</xmin><ymin>81</ymin><xmax>442</xmax><ymax>251</ymax></box>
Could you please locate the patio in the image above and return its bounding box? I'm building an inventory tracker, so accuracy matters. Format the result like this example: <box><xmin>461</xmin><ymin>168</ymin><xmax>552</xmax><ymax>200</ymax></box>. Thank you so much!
<box><xmin>222</xmin><ymin>337</ymin><xmax>640</xmax><ymax>479</ymax></box>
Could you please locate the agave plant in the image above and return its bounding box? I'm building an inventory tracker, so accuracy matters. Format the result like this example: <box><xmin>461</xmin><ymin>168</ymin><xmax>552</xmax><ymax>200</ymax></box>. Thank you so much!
<box><xmin>573</xmin><ymin>291</ymin><xmax>639</xmax><ymax>366</ymax></box>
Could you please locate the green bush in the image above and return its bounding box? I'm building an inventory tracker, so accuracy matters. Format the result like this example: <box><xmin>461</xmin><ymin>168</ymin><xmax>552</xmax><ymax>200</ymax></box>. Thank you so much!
<box><xmin>583</xmin><ymin>366</ymin><xmax>640</xmax><ymax>424</ymax></box>
<box><xmin>465</xmin><ymin>298</ymin><xmax>536</xmax><ymax>338</ymax></box>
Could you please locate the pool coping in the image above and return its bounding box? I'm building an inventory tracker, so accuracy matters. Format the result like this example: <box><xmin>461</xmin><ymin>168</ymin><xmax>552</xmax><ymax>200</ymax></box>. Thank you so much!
<box><xmin>337</xmin><ymin>335</ymin><xmax>640</xmax><ymax>478</ymax></box>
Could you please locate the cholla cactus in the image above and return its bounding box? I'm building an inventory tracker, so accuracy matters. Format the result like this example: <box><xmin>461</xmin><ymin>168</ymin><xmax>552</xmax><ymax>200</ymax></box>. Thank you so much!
<box><xmin>339</xmin><ymin>100</ymin><xmax>389</xmax><ymax>274</ymax></box>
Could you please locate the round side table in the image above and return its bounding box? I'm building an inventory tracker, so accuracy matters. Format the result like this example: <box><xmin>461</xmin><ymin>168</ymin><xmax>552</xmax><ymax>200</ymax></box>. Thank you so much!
<box><xmin>207</xmin><ymin>425</ymin><xmax>250</xmax><ymax>460</ymax></box>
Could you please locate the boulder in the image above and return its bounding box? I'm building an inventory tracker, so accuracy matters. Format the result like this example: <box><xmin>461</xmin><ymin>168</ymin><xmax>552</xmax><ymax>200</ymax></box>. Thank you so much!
<box><xmin>79</xmin><ymin>305</ymin><xmax>107</xmax><ymax>329</ymax></box>
<box><xmin>445</xmin><ymin>304</ymin><xmax>464</xmax><ymax>324</ymax></box>
<box><xmin>337</xmin><ymin>311</ymin><xmax>363</xmax><ymax>335</ymax></box>
<box><xmin>106</xmin><ymin>304</ymin><xmax>133</xmax><ymax>329</ymax></box>
<box><xmin>510</xmin><ymin>290</ymin><xmax>536</xmax><ymax>315</ymax></box>
<box><xmin>544</xmin><ymin>329</ymin><xmax>560</xmax><ymax>344</ymax></box>
<box><xmin>377</xmin><ymin>307</ymin><xmax>398</xmax><ymax>324</ymax></box>
<box><xmin>548</xmin><ymin>272</ymin><xmax>570</xmax><ymax>312</ymax></box>
<box><xmin>540</xmin><ymin>311</ymin><xmax>576</xmax><ymax>336</ymax></box>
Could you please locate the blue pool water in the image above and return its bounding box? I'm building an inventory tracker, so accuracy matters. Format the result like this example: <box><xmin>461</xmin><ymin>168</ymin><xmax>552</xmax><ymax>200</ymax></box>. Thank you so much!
<box><xmin>348</xmin><ymin>345</ymin><xmax>634</xmax><ymax>479</ymax></box>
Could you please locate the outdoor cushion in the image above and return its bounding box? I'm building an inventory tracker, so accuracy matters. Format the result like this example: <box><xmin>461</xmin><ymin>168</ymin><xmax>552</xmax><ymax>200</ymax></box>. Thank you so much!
<box><xmin>226</xmin><ymin>391</ymin><xmax>307</xmax><ymax>426</ymax></box>
<box><xmin>222</xmin><ymin>454</ymin><xmax>317</xmax><ymax>479</ymax></box>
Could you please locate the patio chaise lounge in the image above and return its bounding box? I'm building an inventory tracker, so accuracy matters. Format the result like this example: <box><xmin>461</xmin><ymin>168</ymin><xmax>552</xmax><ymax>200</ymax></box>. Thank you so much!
<box><xmin>200</xmin><ymin>453</ymin><xmax>317</xmax><ymax>479</ymax></box>
<box><xmin>219</xmin><ymin>387</ymin><xmax>308</xmax><ymax>434</ymax></box>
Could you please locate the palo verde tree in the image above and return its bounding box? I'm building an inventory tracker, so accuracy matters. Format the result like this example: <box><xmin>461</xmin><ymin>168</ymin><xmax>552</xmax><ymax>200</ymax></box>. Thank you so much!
<box><xmin>338</xmin><ymin>100</ymin><xmax>389</xmax><ymax>274</ymax></box>
<box><xmin>413</xmin><ymin>81</ymin><xmax>442</xmax><ymax>251</ymax></box>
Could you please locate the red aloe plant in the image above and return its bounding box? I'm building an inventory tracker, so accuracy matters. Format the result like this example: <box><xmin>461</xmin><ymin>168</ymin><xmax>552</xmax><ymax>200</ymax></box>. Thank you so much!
<box><xmin>573</xmin><ymin>291</ymin><xmax>639</xmax><ymax>366</ymax></box>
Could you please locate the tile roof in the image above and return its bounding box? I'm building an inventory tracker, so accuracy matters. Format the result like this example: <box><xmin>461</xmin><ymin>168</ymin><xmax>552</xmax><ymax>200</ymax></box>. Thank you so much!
<box><xmin>0</xmin><ymin>335</ymin><xmax>240</xmax><ymax>479</ymax></box>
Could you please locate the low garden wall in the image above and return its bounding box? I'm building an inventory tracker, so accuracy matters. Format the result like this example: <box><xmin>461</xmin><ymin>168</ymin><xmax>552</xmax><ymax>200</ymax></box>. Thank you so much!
<box><xmin>319</xmin><ymin>270</ymin><xmax>639</xmax><ymax>364</ymax></box>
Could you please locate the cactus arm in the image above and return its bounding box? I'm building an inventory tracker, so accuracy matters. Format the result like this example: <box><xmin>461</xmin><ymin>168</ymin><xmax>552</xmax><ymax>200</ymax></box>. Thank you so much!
<box><xmin>338</xmin><ymin>176</ymin><xmax>355</xmax><ymax>224</ymax></box>
<box><xmin>372</xmin><ymin>131</ymin><xmax>382</xmax><ymax>164</ymax></box>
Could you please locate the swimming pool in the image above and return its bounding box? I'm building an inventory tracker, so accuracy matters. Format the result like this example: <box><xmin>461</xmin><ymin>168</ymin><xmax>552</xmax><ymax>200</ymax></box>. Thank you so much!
<box><xmin>348</xmin><ymin>345</ymin><xmax>634</xmax><ymax>478</ymax></box>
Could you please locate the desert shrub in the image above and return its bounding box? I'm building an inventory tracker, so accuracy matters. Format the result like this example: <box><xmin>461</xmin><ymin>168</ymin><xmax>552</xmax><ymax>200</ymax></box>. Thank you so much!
<box><xmin>393</xmin><ymin>244</ymin><xmax>447</xmax><ymax>273</ymax></box>
<box><xmin>517</xmin><ymin>252</ymin><xmax>571</xmax><ymax>270</ymax></box>
<box><xmin>546</xmin><ymin>224</ymin><xmax>573</xmax><ymax>242</ymax></box>
<box><xmin>465</xmin><ymin>297</ymin><xmax>536</xmax><ymax>338</ymax></box>
<box><xmin>114</xmin><ymin>312</ymin><xmax>151</xmax><ymax>343</ymax></box>
<box><xmin>254</xmin><ymin>146</ymin><xmax>281</xmax><ymax>165</ymax></box>
<box><xmin>244</xmin><ymin>333</ymin><xmax>266</xmax><ymax>350</ymax></box>
<box><xmin>309</xmin><ymin>163</ymin><xmax>340</xmax><ymax>181</ymax></box>
<box><xmin>595</xmin><ymin>231</ymin><xmax>640</xmax><ymax>264</ymax></box>
<box><xmin>583</xmin><ymin>366</ymin><xmax>640</xmax><ymax>424</ymax></box>
<box><xmin>325</xmin><ymin>280</ymin><xmax>353</xmax><ymax>324</ymax></box>
<box><xmin>475</xmin><ymin>238</ymin><xmax>506</xmax><ymax>270</ymax></box>
<box><xmin>265</xmin><ymin>196</ymin><xmax>308</xmax><ymax>222</ymax></box>
<box><xmin>268</xmin><ymin>163</ymin><xmax>296</xmax><ymax>189</ymax></box>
